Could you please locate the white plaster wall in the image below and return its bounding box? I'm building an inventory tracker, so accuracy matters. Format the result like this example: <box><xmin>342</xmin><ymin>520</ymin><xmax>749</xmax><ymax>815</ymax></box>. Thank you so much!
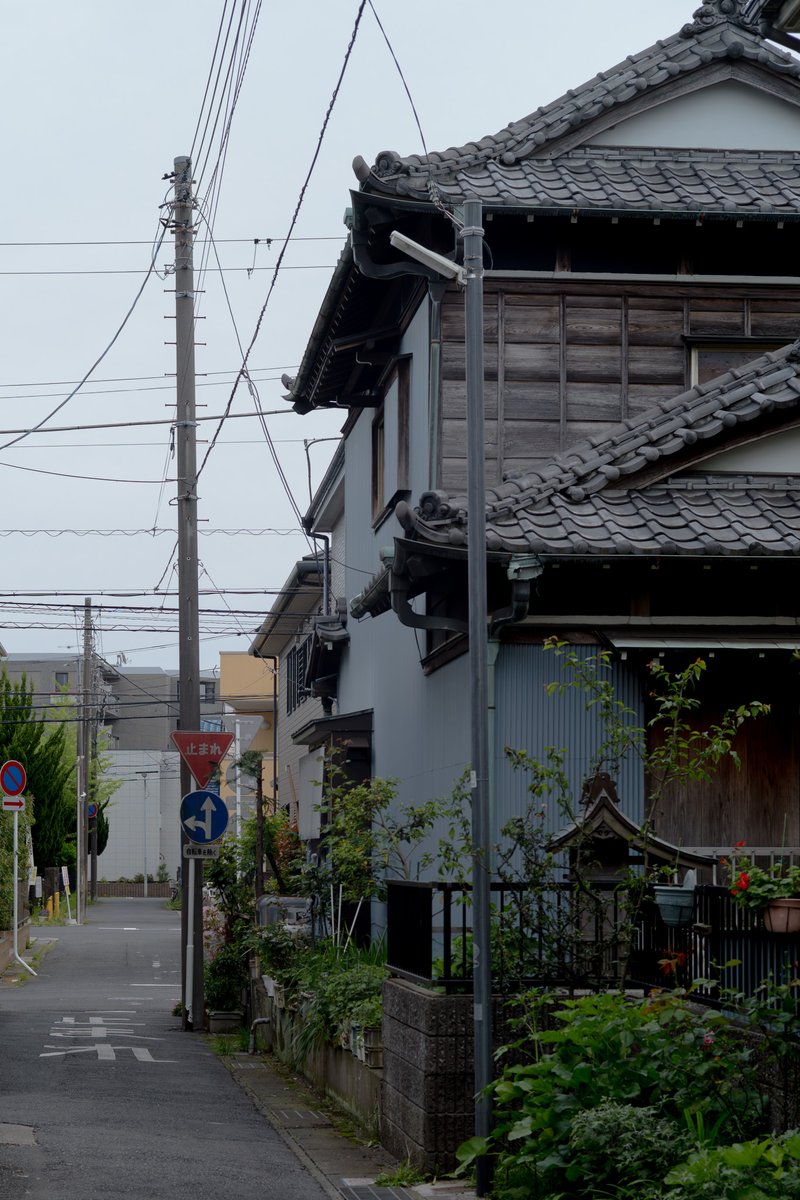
<box><xmin>693</xmin><ymin>425</ymin><xmax>800</xmax><ymax>473</ymax></box>
<box><xmin>99</xmin><ymin>750</ymin><xmax>182</xmax><ymax>882</ymax></box>
<box><xmin>588</xmin><ymin>80</ymin><xmax>800</xmax><ymax>150</ymax></box>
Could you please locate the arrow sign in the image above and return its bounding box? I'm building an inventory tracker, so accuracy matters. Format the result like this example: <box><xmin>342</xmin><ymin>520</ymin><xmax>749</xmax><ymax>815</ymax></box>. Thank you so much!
<box><xmin>0</xmin><ymin>760</ymin><xmax>26</xmax><ymax>797</ymax></box>
<box><xmin>171</xmin><ymin>731</ymin><xmax>233</xmax><ymax>789</ymax></box>
<box><xmin>1</xmin><ymin>796</ymin><xmax>25</xmax><ymax>812</ymax></box>
<box><xmin>179</xmin><ymin>789</ymin><xmax>229</xmax><ymax>844</ymax></box>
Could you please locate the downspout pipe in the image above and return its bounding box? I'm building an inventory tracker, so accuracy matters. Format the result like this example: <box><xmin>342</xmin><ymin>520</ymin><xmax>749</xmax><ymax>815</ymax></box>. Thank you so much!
<box><xmin>302</xmin><ymin>519</ymin><xmax>330</xmax><ymax>616</ymax></box>
<box><xmin>428</xmin><ymin>282</ymin><xmax>446</xmax><ymax>491</ymax></box>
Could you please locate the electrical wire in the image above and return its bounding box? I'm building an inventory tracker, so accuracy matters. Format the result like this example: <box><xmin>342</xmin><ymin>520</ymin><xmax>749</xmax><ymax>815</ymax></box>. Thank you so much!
<box><xmin>197</xmin><ymin>0</ymin><xmax>368</xmax><ymax>483</ymax></box>
<box><xmin>0</xmin><ymin>527</ymin><xmax>301</xmax><ymax>537</ymax></box>
<box><xmin>0</xmin><ymin>236</ymin><xmax>341</xmax><ymax>247</ymax></box>
<box><xmin>0</xmin><ymin>221</ymin><xmax>169</xmax><ymax>453</ymax></box>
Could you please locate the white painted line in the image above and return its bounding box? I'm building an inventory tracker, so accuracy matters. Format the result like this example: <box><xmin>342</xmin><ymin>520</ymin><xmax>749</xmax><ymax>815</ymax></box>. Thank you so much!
<box><xmin>152</xmin><ymin>961</ymin><xmax>161</xmax><ymax>968</ymax></box>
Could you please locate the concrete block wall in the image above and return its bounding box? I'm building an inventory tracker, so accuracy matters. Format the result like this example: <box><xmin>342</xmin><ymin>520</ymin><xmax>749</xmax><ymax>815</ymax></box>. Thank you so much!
<box><xmin>381</xmin><ymin>980</ymin><xmax>482</xmax><ymax>1172</ymax></box>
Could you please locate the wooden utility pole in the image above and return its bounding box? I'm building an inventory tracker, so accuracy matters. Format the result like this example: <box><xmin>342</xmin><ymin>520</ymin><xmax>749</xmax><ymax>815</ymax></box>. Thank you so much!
<box><xmin>173</xmin><ymin>155</ymin><xmax>203</xmax><ymax>1029</ymax></box>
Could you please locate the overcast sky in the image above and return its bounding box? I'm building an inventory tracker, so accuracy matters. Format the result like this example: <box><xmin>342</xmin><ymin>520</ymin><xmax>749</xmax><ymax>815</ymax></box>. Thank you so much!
<box><xmin>0</xmin><ymin>0</ymin><xmax>692</xmax><ymax>671</ymax></box>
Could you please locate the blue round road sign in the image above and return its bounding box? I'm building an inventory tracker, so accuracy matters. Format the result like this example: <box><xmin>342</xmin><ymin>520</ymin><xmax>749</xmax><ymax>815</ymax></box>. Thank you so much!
<box><xmin>0</xmin><ymin>760</ymin><xmax>26</xmax><ymax>797</ymax></box>
<box><xmin>179</xmin><ymin>788</ymin><xmax>229</xmax><ymax>844</ymax></box>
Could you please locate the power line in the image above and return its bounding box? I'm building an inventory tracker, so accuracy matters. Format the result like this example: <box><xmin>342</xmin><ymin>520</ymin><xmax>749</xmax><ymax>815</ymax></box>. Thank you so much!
<box><xmin>0</xmin><ymin>236</ymin><xmax>341</xmax><ymax>247</ymax></box>
<box><xmin>0</xmin><ymin>222</ymin><xmax>169</xmax><ymax>453</ymax></box>
<box><xmin>197</xmin><ymin>0</ymin><xmax>368</xmax><ymax>483</ymax></box>
<box><xmin>0</xmin><ymin>528</ymin><xmax>301</xmax><ymax>537</ymax></box>
<box><xmin>0</xmin><ymin>263</ymin><xmax>334</xmax><ymax>276</ymax></box>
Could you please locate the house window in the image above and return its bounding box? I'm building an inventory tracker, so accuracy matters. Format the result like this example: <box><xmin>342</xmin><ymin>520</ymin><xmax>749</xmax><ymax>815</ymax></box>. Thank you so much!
<box><xmin>202</xmin><ymin>681</ymin><xmax>216</xmax><ymax>704</ymax></box>
<box><xmin>286</xmin><ymin>636</ymin><xmax>311</xmax><ymax>715</ymax></box>
<box><xmin>54</xmin><ymin>672</ymin><xmax>69</xmax><ymax>687</ymax></box>
<box><xmin>690</xmin><ymin>340</ymin><xmax>787</xmax><ymax>387</ymax></box>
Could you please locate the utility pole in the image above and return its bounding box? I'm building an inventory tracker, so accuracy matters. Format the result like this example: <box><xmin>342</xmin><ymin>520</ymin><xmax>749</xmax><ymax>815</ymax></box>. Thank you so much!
<box><xmin>172</xmin><ymin>155</ymin><xmax>203</xmax><ymax>1029</ymax></box>
<box><xmin>77</xmin><ymin>598</ymin><xmax>92</xmax><ymax>924</ymax></box>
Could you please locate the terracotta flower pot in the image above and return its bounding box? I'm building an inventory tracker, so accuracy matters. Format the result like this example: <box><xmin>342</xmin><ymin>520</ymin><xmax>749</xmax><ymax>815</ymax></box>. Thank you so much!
<box><xmin>763</xmin><ymin>898</ymin><xmax>800</xmax><ymax>934</ymax></box>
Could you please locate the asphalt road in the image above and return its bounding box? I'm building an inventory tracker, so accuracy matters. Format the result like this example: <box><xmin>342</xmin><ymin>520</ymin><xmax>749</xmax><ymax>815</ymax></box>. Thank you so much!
<box><xmin>0</xmin><ymin>898</ymin><xmax>329</xmax><ymax>1200</ymax></box>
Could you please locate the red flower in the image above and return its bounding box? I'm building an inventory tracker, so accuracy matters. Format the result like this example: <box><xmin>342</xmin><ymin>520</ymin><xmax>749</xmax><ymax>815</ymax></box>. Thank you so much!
<box><xmin>734</xmin><ymin>840</ymin><xmax>746</xmax><ymax>849</ymax></box>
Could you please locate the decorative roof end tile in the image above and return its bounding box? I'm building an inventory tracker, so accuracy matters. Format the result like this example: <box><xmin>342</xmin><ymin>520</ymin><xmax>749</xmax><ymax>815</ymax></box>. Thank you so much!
<box><xmin>680</xmin><ymin>0</ymin><xmax>761</xmax><ymax>37</ymax></box>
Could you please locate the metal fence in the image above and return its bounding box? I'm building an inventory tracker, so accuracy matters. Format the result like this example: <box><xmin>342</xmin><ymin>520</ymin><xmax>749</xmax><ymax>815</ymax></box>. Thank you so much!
<box><xmin>386</xmin><ymin>879</ymin><xmax>800</xmax><ymax>1000</ymax></box>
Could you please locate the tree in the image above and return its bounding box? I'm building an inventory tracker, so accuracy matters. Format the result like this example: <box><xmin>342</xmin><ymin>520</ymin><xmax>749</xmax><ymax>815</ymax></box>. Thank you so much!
<box><xmin>0</xmin><ymin>672</ymin><xmax>73</xmax><ymax>870</ymax></box>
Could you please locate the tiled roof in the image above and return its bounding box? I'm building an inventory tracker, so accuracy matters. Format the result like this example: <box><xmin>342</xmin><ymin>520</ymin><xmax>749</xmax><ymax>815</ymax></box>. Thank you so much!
<box><xmin>357</xmin><ymin>3</ymin><xmax>800</xmax><ymax>205</ymax></box>
<box><xmin>398</xmin><ymin>340</ymin><xmax>800</xmax><ymax>558</ymax></box>
<box><xmin>430</xmin><ymin>148</ymin><xmax>800</xmax><ymax>215</ymax></box>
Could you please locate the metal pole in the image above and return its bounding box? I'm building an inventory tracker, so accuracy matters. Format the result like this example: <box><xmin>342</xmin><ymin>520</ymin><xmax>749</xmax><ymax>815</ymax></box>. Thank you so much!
<box><xmin>173</xmin><ymin>155</ymin><xmax>204</xmax><ymax>1029</ymax></box>
<box><xmin>234</xmin><ymin>717</ymin><xmax>242</xmax><ymax>841</ymax></box>
<box><xmin>142</xmin><ymin>775</ymin><xmax>148</xmax><ymax>898</ymax></box>
<box><xmin>463</xmin><ymin>196</ymin><xmax>493</xmax><ymax>1197</ymax></box>
<box><xmin>12</xmin><ymin>811</ymin><xmax>35</xmax><ymax>976</ymax></box>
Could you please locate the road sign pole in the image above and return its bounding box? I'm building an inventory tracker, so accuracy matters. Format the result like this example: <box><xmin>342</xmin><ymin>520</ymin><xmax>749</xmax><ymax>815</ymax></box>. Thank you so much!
<box><xmin>184</xmin><ymin>855</ymin><xmax>196</xmax><ymax>1022</ymax></box>
<box><xmin>12</xmin><ymin>811</ymin><xmax>35</xmax><ymax>977</ymax></box>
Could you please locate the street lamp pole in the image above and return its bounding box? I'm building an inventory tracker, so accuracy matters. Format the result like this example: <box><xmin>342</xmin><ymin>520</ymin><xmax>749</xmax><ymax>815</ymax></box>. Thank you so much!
<box><xmin>388</xmin><ymin>204</ymin><xmax>492</xmax><ymax>1193</ymax></box>
<box><xmin>462</xmin><ymin>197</ymin><xmax>493</xmax><ymax>1198</ymax></box>
<box><xmin>136</xmin><ymin>770</ymin><xmax>158</xmax><ymax>899</ymax></box>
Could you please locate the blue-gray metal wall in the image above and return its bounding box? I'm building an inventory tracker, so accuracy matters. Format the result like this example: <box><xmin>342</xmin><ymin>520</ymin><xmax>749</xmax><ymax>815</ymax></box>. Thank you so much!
<box><xmin>494</xmin><ymin>643</ymin><xmax>646</xmax><ymax>847</ymax></box>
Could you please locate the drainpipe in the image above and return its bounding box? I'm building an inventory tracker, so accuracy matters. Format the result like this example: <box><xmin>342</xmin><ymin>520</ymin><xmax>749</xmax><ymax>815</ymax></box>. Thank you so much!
<box><xmin>302</xmin><ymin>520</ymin><xmax>330</xmax><ymax>616</ymax></box>
<box><xmin>428</xmin><ymin>281</ymin><xmax>446</xmax><ymax>491</ymax></box>
<box><xmin>248</xmin><ymin>1016</ymin><xmax>270</xmax><ymax>1054</ymax></box>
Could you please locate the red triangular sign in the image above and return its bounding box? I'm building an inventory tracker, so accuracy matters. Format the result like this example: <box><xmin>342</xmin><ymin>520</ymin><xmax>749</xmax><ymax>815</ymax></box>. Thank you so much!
<box><xmin>171</xmin><ymin>730</ymin><xmax>234</xmax><ymax>789</ymax></box>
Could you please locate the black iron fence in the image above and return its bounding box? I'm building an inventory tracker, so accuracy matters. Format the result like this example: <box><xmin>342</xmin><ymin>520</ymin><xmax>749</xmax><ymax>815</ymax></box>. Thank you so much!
<box><xmin>386</xmin><ymin>880</ymin><xmax>800</xmax><ymax>1000</ymax></box>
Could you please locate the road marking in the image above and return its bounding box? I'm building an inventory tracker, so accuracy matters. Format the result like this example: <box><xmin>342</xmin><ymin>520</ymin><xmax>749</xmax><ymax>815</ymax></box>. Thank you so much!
<box><xmin>152</xmin><ymin>961</ymin><xmax>161</xmax><ymax>968</ymax></box>
<box><xmin>129</xmin><ymin>983</ymin><xmax>176</xmax><ymax>987</ymax></box>
<box><xmin>41</xmin><ymin>1044</ymin><xmax>176</xmax><ymax>1062</ymax></box>
<box><xmin>41</xmin><ymin>1012</ymin><xmax>177</xmax><ymax>1065</ymax></box>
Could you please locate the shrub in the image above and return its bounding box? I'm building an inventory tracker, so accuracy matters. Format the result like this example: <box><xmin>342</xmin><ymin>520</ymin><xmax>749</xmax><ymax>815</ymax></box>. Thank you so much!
<box><xmin>457</xmin><ymin>990</ymin><xmax>765</xmax><ymax>1200</ymax></box>
<box><xmin>664</xmin><ymin>1132</ymin><xmax>800</xmax><ymax>1200</ymax></box>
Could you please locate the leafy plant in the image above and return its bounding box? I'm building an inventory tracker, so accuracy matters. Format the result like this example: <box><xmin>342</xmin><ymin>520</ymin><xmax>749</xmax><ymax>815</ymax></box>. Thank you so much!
<box><xmin>726</xmin><ymin>845</ymin><xmax>800</xmax><ymax>910</ymax></box>
<box><xmin>204</xmin><ymin>942</ymin><xmax>248</xmax><ymax>1012</ymax></box>
<box><xmin>663</xmin><ymin>1131</ymin><xmax>800</xmax><ymax>1200</ymax></box>
<box><xmin>457</xmin><ymin>989</ymin><xmax>765</xmax><ymax>1199</ymax></box>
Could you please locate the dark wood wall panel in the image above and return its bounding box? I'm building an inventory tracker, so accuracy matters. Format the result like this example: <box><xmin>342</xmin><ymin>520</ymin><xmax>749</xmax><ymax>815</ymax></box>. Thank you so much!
<box><xmin>689</xmin><ymin>299</ymin><xmax>746</xmax><ymax>336</ymax></box>
<box><xmin>628</xmin><ymin>300</ymin><xmax>684</xmax><ymax>346</ymax></box>
<box><xmin>566</xmin><ymin>344</ymin><xmax>622</xmax><ymax>383</ymax></box>
<box><xmin>440</xmin><ymin>380</ymin><xmax>498</xmax><ymax>420</ymax></box>
<box><xmin>566</xmin><ymin>382</ymin><xmax>626</xmax><ymax>422</ymax></box>
<box><xmin>503</xmin><ymin>381</ymin><xmax>560</xmax><ymax>420</ymax></box>
<box><xmin>749</xmin><ymin>301</ymin><xmax>800</xmax><ymax>339</ymax></box>
<box><xmin>565</xmin><ymin>302</ymin><xmax>623</xmax><ymax>345</ymax></box>
<box><xmin>439</xmin><ymin>283</ymin><xmax>800</xmax><ymax>484</ymax></box>
<box><xmin>627</xmin><ymin>345</ymin><xmax>685</xmax><ymax>384</ymax></box>
<box><xmin>503</xmin><ymin>301</ymin><xmax>560</xmax><ymax>343</ymax></box>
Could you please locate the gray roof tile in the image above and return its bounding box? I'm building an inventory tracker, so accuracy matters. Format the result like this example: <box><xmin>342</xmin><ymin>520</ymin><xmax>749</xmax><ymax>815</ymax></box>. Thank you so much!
<box><xmin>398</xmin><ymin>341</ymin><xmax>800</xmax><ymax>559</ymax></box>
<box><xmin>363</xmin><ymin>6</ymin><xmax>800</xmax><ymax>214</ymax></box>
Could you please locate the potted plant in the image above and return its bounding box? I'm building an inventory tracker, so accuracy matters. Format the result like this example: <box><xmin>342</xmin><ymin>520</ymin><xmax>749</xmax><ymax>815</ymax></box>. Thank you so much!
<box><xmin>728</xmin><ymin>846</ymin><xmax>800</xmax><ymax>934</ymax></box>
<box><xmin>652</xmin><ymin>868</ymin><xmax>697</xmax><ymax>928</ymax></box>
<box><xmin>205</xmin><ymin>942</ymin><xmax>248</xmax><ymax>1030</ymax></box>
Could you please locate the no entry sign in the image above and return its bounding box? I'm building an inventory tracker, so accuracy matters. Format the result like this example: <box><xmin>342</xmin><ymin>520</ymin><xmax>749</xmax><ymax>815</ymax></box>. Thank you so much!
<box><xmin>0</xmin><ymin>760</ymin><xmax>26</xmax><ymax>797</ymax></box>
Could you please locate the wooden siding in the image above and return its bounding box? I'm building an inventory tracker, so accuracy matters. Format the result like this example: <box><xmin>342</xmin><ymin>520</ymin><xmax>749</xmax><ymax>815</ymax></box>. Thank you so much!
<box><xmin>439</xmin><ymin>282</ymin><xmax>800</xmax><ymax>490</ymax></box>
<box><xmin>649</xmin><ymin>656</ymin><xmax>800</xmax><ymax>849</ymax></box>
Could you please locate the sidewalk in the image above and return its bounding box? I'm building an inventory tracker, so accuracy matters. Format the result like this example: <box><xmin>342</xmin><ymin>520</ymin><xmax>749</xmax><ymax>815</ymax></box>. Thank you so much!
<box><xmin>222</xmin><ymin>1047</ymin><xmax>477</xmax><ymax>1200</ymax></box>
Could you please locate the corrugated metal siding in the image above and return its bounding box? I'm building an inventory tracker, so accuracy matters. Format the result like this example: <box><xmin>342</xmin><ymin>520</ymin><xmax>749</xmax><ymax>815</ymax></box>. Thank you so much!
<box><xmin>494</xmin><ymin>643</ymin><xmax>645</xmax><ymax>846</ymax></box>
